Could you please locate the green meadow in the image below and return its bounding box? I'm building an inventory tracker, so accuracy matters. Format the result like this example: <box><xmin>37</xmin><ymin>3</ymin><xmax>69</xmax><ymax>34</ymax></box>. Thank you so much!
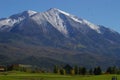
<box><xmin>0</xmin><ymin>71</ymin><xmax>119</xmax><ymax>80</ymax></box>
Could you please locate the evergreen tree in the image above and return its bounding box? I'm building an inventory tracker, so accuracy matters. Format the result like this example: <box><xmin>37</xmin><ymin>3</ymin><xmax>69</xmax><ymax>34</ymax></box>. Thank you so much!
<box><xmin>106</xmin><ymin>67</ymin><xmax>112</xmax><ymax>74</ymax></box>
<box><xmin>117</xmin><ymin>68</ymin><xmax>120</xmax><ymax>74</ymax></box>
<box><xmin>97</xmin><ymin>66</ymin><xmax>102</xmax><ymax>75</ymax></box>
<box><xmin>79</xmin><ymin>67</ymin><xmax>83</xmax><ymax>75</ymax></box>
<box><xmin>74</xmin><ymin>65</ymin><xmax>79</xmax><ymax>75</ymax></box>
<box><xmin>106</xmin><ymin>66</ymin><xmax>118</xmax><ymax>74</ymax></box>
<box><xmin>53</xmin><ymin>65</ymin><xmax>60</xmax><ymax>74</ymax></box>
<box><xmin>93</xmin><ymin>67</ymin><xmax>97</xmax><ymax>75</ymax></box>
<box><xmin>112</xmin><ymin>66</ymin><xmax>117</xmax><ymax>74</ymax></box>
<box><xmin>81</xmin><ymin>67</ymin><xmax>87</xmax><ymax>75</ymax></box>
<box><xmin>63</xmin><ymin>64</ymin><xmax>73</xmax><ymax>74</ymax></box>
<box><xmin>79</xmin><ymin>67</ymin><xmax>87</xmax><ymax>75</ymax></box>
<box><xmin>89</xmin><ymin>68</ymin><xmax>93</xmax><ymax>75</ymax></box>
<box><xmin>93</xmin><ymin>66</ymin><xmax>102</xmax><ymax>75</ymax></box>
<box><xmin>60</xmin><ymin>69</ymin><xmax>66</xmax><ymax>75</ymax></box>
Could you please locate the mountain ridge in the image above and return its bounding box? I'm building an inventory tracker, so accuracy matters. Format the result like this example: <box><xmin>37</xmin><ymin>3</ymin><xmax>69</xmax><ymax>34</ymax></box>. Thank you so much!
<box><xmin>0</xmin><ymin>8</ymin><xmax>120</xmax><ymax>69</ymax></box>
<box><xmin>0</xmin><ymin>8</ymin><xmax>109</xmax><ymax>35</ymax></box>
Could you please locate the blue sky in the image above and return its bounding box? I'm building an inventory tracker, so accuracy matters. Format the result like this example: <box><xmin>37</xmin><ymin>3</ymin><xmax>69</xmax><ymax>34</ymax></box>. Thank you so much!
<box><xmin>0</xmin><ymin>0</ymin><xmax>120</xmax><ymax>32</ymax></box>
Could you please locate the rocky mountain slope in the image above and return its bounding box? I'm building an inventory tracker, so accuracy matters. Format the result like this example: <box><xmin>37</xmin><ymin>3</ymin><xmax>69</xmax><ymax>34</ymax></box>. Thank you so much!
<box><xmin>0</xmin><ymin>8</ymin><xmax>120</xmax><ymax>69</ymax></box>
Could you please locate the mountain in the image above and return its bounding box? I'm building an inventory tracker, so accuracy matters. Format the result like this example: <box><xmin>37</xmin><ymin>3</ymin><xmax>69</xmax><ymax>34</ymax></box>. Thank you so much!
<box><xmin>0</xmin><ymin>8</ymin><xmax>120</xmax><ymax>69</ymax></box>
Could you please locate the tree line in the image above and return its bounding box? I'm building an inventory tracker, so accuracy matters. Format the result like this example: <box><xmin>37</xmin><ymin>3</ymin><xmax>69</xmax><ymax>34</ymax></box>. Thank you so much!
<box><xmin>53</xmin><ymin>64</ymin><xmax>120</xmax><ymax>75</ymax></box>
<box><xmin>1</xmin><ymin>64</ymin><xmax>120</xmax><ymax>75</ymax></box>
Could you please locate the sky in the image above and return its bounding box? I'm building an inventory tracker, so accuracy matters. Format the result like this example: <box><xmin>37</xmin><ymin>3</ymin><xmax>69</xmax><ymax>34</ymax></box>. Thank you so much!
<box><xmin>0</xmin><ymin>0</ymin><xmax>120</xmax><ymax>32</ymax></box>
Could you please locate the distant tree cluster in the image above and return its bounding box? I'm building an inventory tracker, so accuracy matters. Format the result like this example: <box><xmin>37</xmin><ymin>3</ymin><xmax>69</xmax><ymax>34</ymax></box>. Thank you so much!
<box><xmin>106</xmin><ymin>66</ymin><xmax>120</xmax><ymax>74</ymax></box>
<box><xmin>53</xmin><ymin>64</ymin><xmax>102</xmax><ymax>75</ymax></box>
<box><xmin>54</xmin><ymin>64</ymin><xmax>120</xmax><ymax>75</ymax></box>
<box><xmin>5</xmin><ymin>64</ymin><xmax>45</xmax><ymax>73</ymax></box>
<box><xmin>1</xmin><ymin>63</ymin><xmax>120</xmax><ymax>75</ymax></box>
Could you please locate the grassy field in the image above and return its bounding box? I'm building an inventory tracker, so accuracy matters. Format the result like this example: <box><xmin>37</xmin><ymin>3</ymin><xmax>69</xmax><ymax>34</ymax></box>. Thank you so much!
<box><xmin>0</xmin><ymin>71</ymin><xmax>119</xmax><ymax>80</ymax></box>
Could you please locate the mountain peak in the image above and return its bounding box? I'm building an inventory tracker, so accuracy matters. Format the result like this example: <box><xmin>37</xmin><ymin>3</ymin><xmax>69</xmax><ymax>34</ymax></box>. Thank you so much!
<box><xmin>9</xmin><ymin>10</ymin><xmax>37</xmax><ymax>19</ymax></box>
<box><xmin>0</xmin><ymin>8</ymin><xmax>115</xmax><ymax>34</ymax></box>
<box><xmin>46</xmin><ymin>8</ymin><xmax>101</xmax><ymax>33</ymax></box>
<box><xmin>23</xmin><ymin>10</ymin><xmax>38</xmax><ymax>16</ymax></box>
<box><xmin>48</xmin><ymin>8</ymin><xmax>59</xmax><ymax>11</ymax></box>
<box><xmin>47</xmin><ymin>8</ymin><xmax>70</xmax><ymax>16</ymax></box>
<box><xmin>0</xmin><ymin>8</ymin><xmax>120</xmax><ymax>69</ymax></box>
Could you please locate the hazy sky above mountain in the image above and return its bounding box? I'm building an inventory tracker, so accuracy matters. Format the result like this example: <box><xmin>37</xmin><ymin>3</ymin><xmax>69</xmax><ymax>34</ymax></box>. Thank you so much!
<box><xmin>0</xmin><ymin>0</ymin><xmax>120</xmax><ymax>32</ymax></box>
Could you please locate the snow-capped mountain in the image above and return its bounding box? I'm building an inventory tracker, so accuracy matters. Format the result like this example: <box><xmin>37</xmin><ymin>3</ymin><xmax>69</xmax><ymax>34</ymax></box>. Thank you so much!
<box><xmin>0</xmin><ymin>8</ymin><xmax>120</xmax><ymax>68</ymax></box>
<box><xmin>0</xmin><ymin>8</ymin><xmax>102</xmax><ymax>34</ymax></box>
<box><xmin>0</xmin><ymin>10</ymin><xmax>37</xmax><ymax>31</ymax></box>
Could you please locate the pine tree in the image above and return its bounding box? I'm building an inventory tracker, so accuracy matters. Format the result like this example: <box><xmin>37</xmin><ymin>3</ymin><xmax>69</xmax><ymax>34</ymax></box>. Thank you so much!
<box><xmin>63</xmin><ymin>64</ymin><xmax>72</xmax><ymax>74</ymax></box>
<box><xmin>93</xmin><ymin>67</ymin><xmax>97</xmax><ymax>75</ymax></box>
<box><xmin>97</xmin><ymin>66</ymin><xmax>102</xmax><ymax>75</ymax></box>
<box><xmin>79</xmin><ymin>67</ymin><xmax>83</xmax><ymax>75</ymax></box>
<box><xmin>60</xmin><ymin>69</ymin><xmax>66</xmax><ymax>75</ymax></box>
<box><xmin>79</xmin><ymin>67</ymin><xmax>87</xmax><ymax>75</ymax></box>
<box><xmin>106</xmin><ymin>66</ymin><xmax>118</xmax><ymax>74</ymax></box>
<box><xmin>93</xmin><ymin>66</ymin><xmax>102</xmax><ymax>75</ymax></box>
<box><xmin>89</xmin><ymin>68</ymin><xmax>93</xmax><ymax>75</ymax></box>
<box><xmin>112</xmin><ymin>66</ymin><xmax>117</xmax><ymax>74</ymax></box>
<box><xmin>81</xmin><ymin>67</ymin><xmax>86</xmax><ymax>75</ymax></box>
<box><xmin>53</xmin><ymin>65</ymin><xmax>60</xmax><ymax>74</ymax></box>
<box><xmin>106</xmin><ymin>67</ymin><xmax>112</xmax><ymax>74</ymax></box>
<box><xmin>74</xmin><ymin>65</ymin><xmax>79</xmax><ymax>75</ymax></box>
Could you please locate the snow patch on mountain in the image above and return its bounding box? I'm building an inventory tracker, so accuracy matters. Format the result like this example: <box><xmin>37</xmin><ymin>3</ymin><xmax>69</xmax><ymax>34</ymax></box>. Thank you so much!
<box><xmin>47</xmin><ymin>8</ymin><xmax>101</xmax><ymax>33</ymax></box>
<box><xmin>58</xmin><ymin>9</ymin><xmax>101</xmax><ymax>33</ymax></box>
<box><xmin>0</xmin><ymin>8</ymin><xmax>114</xmax><ymax>34</ymax></box>
<box><xmin>83</xmin><ymin>20</ymin><xmax>101</xmax><ymax>33</ymax></box>
<box><xmin>0</xmin><ymin>10</ymin><xmax>38</xmax><ymax>30</ymax></box>
<box><xmin>31</xmin><ymin>9</ymin><xmax>69</xmax><ymax>36</ymax></box>
<box><xmin>24</xmin><ymin>10</ymin><xmax>37</xmax><ymax>16</ymax></box>
<box><xmin>51</xmin><ymin>8</ymin><xmax>83</xmax><ymax>24</ymax></box>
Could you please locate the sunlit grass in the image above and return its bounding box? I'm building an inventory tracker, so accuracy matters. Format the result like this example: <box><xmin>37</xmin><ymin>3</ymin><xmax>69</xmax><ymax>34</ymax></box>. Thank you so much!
<box><xmin>0</xmin><ymin>71</ymin><xmax>119</xmax><ymax>80</ymax></box>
